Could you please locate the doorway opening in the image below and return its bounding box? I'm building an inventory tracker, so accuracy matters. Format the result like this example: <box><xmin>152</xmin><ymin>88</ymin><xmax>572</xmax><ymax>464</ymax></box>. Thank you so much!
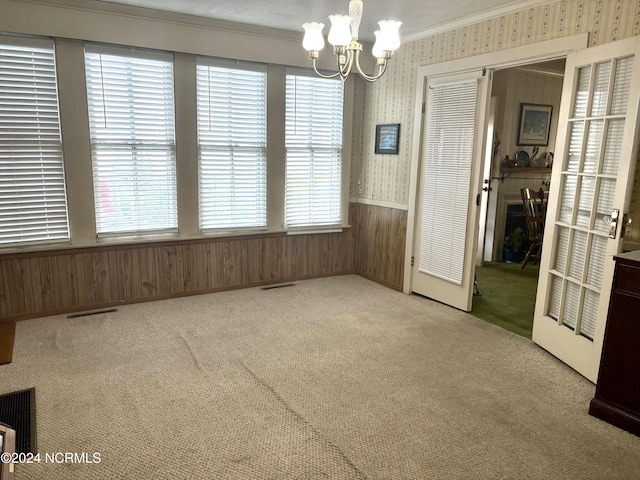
<box><xmin>472</xmin><ymin>58</ymin><xmax>566</xmax><ymax>339</ymax></box>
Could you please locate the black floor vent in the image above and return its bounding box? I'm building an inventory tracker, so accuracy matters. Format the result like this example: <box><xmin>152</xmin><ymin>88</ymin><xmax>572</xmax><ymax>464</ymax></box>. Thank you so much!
<box><xmin>68</xmin><ymin>308</ymin><xmax>117</xmax><ymax>319</ymax></box>
<box><xmin>0</xmin><ymin>388</ymin><xmax>36</xmax><ymax>454</ymax></box>
<box><xmin>261</xmin><ymin>283</ymin><xmax>296</xmax><ymax>291</ymax></box>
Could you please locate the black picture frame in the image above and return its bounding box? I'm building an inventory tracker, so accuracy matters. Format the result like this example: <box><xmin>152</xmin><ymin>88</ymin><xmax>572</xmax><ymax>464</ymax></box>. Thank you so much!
<box><xmin>517</xmin><ymin>103</ymin><xmax>552</xmax><ymax>146</ymax></box>
<box><xmin>375</xmin><ymin>123</ymin><xmax>400</xmax><ymax>154</ymax></box>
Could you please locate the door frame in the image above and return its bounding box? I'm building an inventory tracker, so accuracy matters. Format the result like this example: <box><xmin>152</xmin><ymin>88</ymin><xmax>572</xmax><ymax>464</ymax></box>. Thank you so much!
<box><xmin>404</xmin><ymin>33</ymin><xmax>589</xmax><ymax>295</ymax></box>
<box><xmin>477</xmin><ymin>96</ymin><xmax>497</xmax><ymax>267</ymax></box>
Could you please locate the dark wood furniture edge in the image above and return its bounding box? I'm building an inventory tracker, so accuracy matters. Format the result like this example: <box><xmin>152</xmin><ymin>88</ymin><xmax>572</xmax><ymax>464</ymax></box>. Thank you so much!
<box><xmin>589</xmin><ymin>250</ymin><xmax>640</xmax><ymax>437</ymax></box>
<box><xmin>589</xmin><ymin>397</ymin><xmax>640</xmax><ymax>437</ymax></box>
<box><xmin>613</xmin><ymin>249</ymin><xmax>640</xmax><ymax>265</ymax></box>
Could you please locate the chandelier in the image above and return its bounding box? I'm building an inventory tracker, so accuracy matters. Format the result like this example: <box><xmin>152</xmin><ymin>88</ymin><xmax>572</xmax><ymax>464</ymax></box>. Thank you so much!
<box><xmin>302</xmin><ymin>0</ymin><xmax>402</xmax><ymax>82</ymax></box>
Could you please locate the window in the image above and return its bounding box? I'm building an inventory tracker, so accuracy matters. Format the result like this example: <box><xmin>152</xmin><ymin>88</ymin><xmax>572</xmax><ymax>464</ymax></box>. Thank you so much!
<box><xmin>285</xmin><ymin>71</ymin><xmax>344</xmax><ymax>229</ymax></box>
<box><xmin>196</xmin><ymin>60</ymin><xmax>267</xmax><ymax>230</ymax></box>
<box><xmin>84</xmin><ymin>45</ymin><xmax>177</xmax><ymax>237</ymax></box>
<box><xmin>0</xmin><ymin>36</ymin><xmax>69</xmax><ymax>246</ymax></box>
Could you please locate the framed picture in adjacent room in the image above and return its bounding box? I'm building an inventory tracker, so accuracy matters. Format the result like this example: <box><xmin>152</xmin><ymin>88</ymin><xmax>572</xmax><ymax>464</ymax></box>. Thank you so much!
<box><xmin>517</xmin><ymin>103</ymin><xmax>552</xmax><ymax>146</ymax></box>
<box><xmin>375</xmin><ymin>123</ymin><xmax>400</xmax><ymax>154</ymax></box>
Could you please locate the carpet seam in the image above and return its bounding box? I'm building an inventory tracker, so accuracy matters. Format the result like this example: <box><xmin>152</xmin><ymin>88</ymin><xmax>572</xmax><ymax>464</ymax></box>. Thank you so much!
<box><xmin>238</xmin><ymin>360</ymin><xmax>368</xmax><ymax>479</ymax></box>
<box><xmin>178</xmin><ymin>334</ymin><xmax>203</xmax><ymax>371</ymax></box>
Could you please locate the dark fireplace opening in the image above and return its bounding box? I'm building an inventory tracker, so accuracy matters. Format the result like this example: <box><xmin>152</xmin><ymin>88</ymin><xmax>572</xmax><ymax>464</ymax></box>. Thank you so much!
<box><xmin>505</xmin><ymin>204</ymin><xmax>527</xmax><ymax>236</ymax></box>
<box><xmin>503</xmin><ymin>203</ymin><xmax>531</xmax><ymax>263</ymax></box>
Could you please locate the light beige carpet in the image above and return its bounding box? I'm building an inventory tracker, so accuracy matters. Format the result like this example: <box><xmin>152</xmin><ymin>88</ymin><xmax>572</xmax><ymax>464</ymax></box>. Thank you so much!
<box><xmin>1</xmin><ymin>275</ymin><xmax>639</xmax><ymax>479</ymax></box>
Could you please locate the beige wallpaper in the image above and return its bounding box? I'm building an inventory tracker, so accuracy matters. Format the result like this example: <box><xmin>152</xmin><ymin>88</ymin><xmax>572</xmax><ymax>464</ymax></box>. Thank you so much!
<box><xmin>353</xmin><ymin>0</ymin><xmax>640</xmax><ymax>206</ymax></box>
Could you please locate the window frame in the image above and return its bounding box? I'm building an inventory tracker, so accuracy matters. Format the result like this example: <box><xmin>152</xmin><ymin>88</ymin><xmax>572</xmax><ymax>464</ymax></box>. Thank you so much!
<box><xmin>83</xmin><ymin>43</ymin><xmax>179</xmax><ymax>239</ymax></box>
<box><xmin>284</xmin><ymin>68</ymin><xmax>346</xmax><ymax>231</ymax></box>
<box><xmin>0</xmin><ymin>35</ymin><xmax>70</xmax><ymax>248</ymax></box>
<box><xmin>196</xmin><ymin>57</ymin><xmax>268</xmax><ymax>233</ymax></box>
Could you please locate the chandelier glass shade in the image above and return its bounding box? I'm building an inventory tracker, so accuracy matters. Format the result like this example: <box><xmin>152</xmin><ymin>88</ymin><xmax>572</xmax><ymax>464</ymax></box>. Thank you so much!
<box><xmin>302</xmin><ymin>0</ymin><xmax>401</xmax><ymax>82</ymax></box>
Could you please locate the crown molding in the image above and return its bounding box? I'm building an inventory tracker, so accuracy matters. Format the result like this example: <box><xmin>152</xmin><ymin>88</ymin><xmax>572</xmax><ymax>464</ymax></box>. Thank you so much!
<box><xmin>17</xmin><ymin>0</ymin><xmax>301</xmax><ymax>41</ymax></box>
<box><xmin>402</xmin><ymin>0</ymin><xmax>558</xmax><ymax>43</ymax></box>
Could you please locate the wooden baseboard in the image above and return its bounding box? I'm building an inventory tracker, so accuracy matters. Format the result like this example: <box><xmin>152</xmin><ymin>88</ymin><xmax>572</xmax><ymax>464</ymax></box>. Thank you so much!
<box><xmin>0</xmin><ymin>321</ymin><xmax>16</xmax><ymax>365</ymax></box>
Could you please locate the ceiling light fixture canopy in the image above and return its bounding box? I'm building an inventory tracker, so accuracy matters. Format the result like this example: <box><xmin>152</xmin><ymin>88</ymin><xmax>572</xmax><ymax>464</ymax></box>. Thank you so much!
<box><xmin>302</xmin><ymin>0</ymin><xmax>401</xmax><ymax>82</ymax></box>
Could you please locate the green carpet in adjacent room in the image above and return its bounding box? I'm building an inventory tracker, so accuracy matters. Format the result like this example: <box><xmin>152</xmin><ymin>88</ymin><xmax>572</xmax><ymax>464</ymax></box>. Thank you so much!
<box><xmin>472</xmin><ymin>262</ymin><xmax>540</xmax><ymax>339</ymax></box>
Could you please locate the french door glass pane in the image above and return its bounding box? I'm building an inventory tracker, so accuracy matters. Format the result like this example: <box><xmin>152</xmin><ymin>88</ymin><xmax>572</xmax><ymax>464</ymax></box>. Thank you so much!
<box><xmin>567</xmin><ymin>122</ymin><xmax>584</xmax><ymax>172</ymax></box>
<box><xmin>590</xmin><ymin>61</ymin><xmax>611</xmax><ymax>116</ymax></box>
<box><xmin>595</xmin><ymin>178</ymin><xmax>617</xmax><ymax>233</ymax></box>
<box><xmin>580</xmin><ymin>289</ymin><xmax>600</xmax><ymax>339</ymax></box>
<box><xmin>554</xmin><ymin>226</ymin><xmax>570</xmax><ymax>273</ymax></box>
<box><xmin>583</xmin><ymin>120</ymin><xmax>603</xmax><ymax>173</ymax></box>
<box><xmin>548</xmin><ymin>275</ymin><xmax>563</xmax><ymax>321</ymax></box>
<box><xmin>610</xmin><ymin>56</ymin><xmax>633</xmax><ymax>115</ymax></box>
<box><xmin>563</xmin><ymin>281</ymin><xmax>581</xmax><ymax>330</ymax></box>
<box><xmin>560</xmin><ymin>175</ymin><xmax>577</xmax><ymax>223</ymax></box>
<box><xmin>586</xmin><ymin>234</ymin><xmax>607</xmax><ymax>287</ymax></box>
<box><xmin>573</xmin><ymin>66</ymin><xmax>591</xmax><ymax>118</ymax></box>
<box><xmin>602</xmin><ymin>119</ymin><xmax>624</xmax><ymax>174</ymax></box>
<box><xmin>568</xmin><ymin>230</ymin><xmax>588</xmax><ymax>280</ymax></box>
<box><xmin>576</xmin><ymin>176</ymin><xmax>595</xmax><ymax>228</ymax></box>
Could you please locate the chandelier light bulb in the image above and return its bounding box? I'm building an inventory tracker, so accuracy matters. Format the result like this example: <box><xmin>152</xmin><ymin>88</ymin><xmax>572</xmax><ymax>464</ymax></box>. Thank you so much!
<box><xmin>372</xmin><ymin>30</ymin><xmax>383</xmax><ymax>58</ymax></box>
<box><xmin>302</xmin><ymin>22</ymin><xmax>326</xmax><ymax>51</ymax></box>
<box><xmin>378</xmin><ymin>20</ymin><xmax>402</xmax><ymax>52</ymax></box>
<box><xmin>328</xmin><ymin>15</ymin><xmax>353</xmax><ymax>47</ymax></box>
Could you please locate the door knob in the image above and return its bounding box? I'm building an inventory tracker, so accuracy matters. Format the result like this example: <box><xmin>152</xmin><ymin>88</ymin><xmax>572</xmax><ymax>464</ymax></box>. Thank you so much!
<box><xmin>609</xmin><ymin>209</ymin><xmax>620</xmax><ymax>239</ymax></box>
<box><xmin>621</xmin><ymin>214</ymin><xmax>632</xmax><ymax>238</ymax></box>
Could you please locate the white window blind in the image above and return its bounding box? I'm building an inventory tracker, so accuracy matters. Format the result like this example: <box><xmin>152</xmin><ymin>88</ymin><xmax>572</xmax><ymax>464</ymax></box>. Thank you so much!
<box><xmin>196</xmin><ymin>60</ymin><xmax>267</xmax><ymax>230</ymax></box>
<box><xmin>418</xmin><ymin>80</ymin><xmax>478</xmax><ymax>285</ymax></box>
<box><xmin>84</xmin><ymin>45</ymin><xmax>177</xmax><ymax>237</ymax></box>
<box><xmin>0</xmin><ymin>36</ymin><xmax>69</xmax><ymax>246</ymax></box>
<box><xmin>285</xmin><ymin>72</ymin><xmax>343</xmax><ymax>229</ymax></box>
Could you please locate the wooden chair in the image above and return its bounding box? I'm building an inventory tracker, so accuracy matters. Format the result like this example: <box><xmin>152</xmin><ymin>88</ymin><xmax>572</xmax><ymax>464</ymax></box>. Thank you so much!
<box><xmin>520</xmin><ymin>188</ymin><xmax>547</xmax><ymax>269</ymax></box>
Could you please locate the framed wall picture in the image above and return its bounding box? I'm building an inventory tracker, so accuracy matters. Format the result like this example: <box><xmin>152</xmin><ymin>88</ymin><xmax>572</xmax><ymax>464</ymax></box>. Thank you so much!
<box><xmin>517</xmin><ymin>103</ymin><xmax>552</xmax><ymax>146</ymax></box>
<box><xmin>375</xmin><ymin>123</ymin><xmax>400</xmax><ymax>154</ymax></box>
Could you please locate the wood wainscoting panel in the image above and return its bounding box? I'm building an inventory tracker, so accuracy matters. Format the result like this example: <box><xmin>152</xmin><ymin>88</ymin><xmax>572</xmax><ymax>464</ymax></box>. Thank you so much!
<box><xmin>353</xmin><ymin>202</ymin><xmax>407</xmax><ymax>291</ymax></box>
<box><xmin>0</xmin><ymin>229</ymin><xmax>355</xmax><ymax>322</ymax></box>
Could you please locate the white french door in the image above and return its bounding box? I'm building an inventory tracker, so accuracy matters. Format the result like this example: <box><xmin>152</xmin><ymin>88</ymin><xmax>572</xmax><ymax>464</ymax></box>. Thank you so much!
<box><xmin>533</xmin><ymin>37</ymin><xmax>640</xmax><ymax>383</ymax></box>
<box><xmin>411</xmin><ymin>71</ymin><xmax>491</xmax><ymax>311</ymax></box>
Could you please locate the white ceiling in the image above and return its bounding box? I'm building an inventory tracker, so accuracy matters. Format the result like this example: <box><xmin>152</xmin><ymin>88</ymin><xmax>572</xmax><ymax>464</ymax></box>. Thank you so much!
<box><xmin>93</xmin><ymin>0</ymin><xmax>550</xmax><ymax>42</ymax></box>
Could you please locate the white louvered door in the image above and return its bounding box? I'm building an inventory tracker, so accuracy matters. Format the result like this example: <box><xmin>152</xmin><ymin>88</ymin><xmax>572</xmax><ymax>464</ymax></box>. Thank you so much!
<box><xmin>411</xmin><ymin>71</ymin><xmax>491</xmax><ymax>311</ymax></box>
<box><xmin>533</xmin><ymin>37</ymin><xmax>640</xmax><ymax>383</ymax></box>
